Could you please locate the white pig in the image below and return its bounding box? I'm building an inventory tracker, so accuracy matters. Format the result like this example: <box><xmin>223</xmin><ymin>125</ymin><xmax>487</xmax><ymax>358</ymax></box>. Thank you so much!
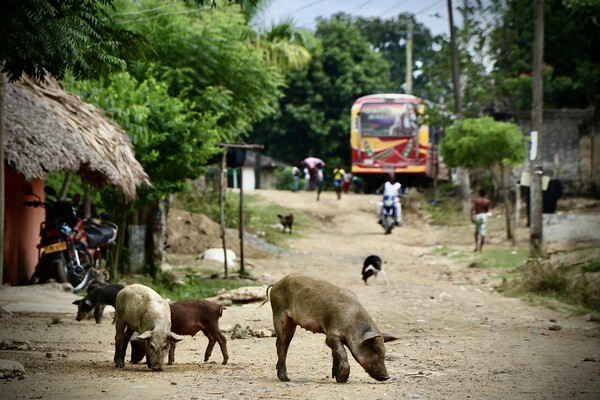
<box><xmin>113</xmin><ymin>284</ymin><xmax>182</xmax><ymax>371</ymax></box>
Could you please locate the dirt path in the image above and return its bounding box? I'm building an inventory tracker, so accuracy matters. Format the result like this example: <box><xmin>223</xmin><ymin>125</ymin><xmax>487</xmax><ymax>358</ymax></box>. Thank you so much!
<box><xmin>1</xmin><ymin>189</ymin><xmax>599</xmax><ymax>400</ymax></box>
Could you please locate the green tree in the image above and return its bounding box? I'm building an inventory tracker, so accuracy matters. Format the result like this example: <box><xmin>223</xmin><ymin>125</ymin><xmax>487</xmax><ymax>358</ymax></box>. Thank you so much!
<box><xmin>351</xmin><ymin>13</ymin><xmax>437</xmax><ymax>97</ymax></box>
<box><xmin>250</xmin><ymin>19</ymin><xmax>315</xmax><ymax>74</ymax></box>
<box><xmin>441</xmin><ymin>117</ymin><xmax>527</xmax><ymax>241</ymax></box>
<box><xmin>112</xmin><ymin>0</ymin><xmax>284</xmax><ymax>142</ymax></box>
<box><xmin>70</xmin><ymin>1</ymin><xmax>286</xmax><ymax>271</ymax></box>
<box><xmin>489</xmin><ymin>0</ymin><xmax>600</xmax><ymax>108</ymax></box>
<box><xmin>254</xmin><ymin>16</ymin><xmax>393</xmax><ymax>167</ymax></box>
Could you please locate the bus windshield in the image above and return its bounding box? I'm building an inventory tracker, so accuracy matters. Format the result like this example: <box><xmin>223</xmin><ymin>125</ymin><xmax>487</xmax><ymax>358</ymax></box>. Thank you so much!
<box><xmin>359</xmin><ymin>102</ymin><xmax>418</xmax><ymax>137</ymax></box>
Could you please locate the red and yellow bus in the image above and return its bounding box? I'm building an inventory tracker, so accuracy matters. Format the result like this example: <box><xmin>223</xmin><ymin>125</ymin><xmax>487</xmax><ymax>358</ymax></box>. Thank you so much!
<box><xmin>350</xmin><ymin>93</ymin><xmax>440</xmax><ymax>190</ymax></box>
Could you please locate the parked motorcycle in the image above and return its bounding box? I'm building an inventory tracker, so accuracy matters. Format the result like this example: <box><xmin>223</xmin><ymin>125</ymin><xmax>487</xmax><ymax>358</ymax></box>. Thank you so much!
<box><xmin>74</xmin><ymin>212</ymin><xmax>118</xmax><ymax>271</ymax></box>
<box><xmin>23</xmin><ymin>185</ymin><xmax>94</xmax><ymax>292</ymax></box>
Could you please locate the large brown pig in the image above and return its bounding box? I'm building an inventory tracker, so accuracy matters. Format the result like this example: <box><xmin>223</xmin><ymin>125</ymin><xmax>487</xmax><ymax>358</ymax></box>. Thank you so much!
<box><xmin>113</xmin><ymin>284</ymin><xmax>182</xmax><ymax>371</ymax></box>
<box><xmin>265</xmin><ymin>273</ymin><xmax>398</xmax><ymax>383</ymax></box>
<box><xmin>130</xmin><ymin>298</ymin><xmax>228</xmax><ymax>365</ymax></box>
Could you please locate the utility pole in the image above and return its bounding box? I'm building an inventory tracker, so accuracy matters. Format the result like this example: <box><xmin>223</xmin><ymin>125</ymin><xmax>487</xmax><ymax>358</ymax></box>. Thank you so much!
<box><xmin>530</xmin><ymin>0</ymin><xmax>545</xmax><ymax>257</ymax></box>
<box><xmin>405</xmin><ymin>20</ymin><xmax>414</xmax><ymax>95</ymax></box>
<box><xmin>448</xmin><ymin>0</ymin><xmax>462</xmax><ymax>120</ymax></box>
<box><xmin>447</xmin><ymin>0</ymin><xmax>470</xmax><ymax>214</ymax></box>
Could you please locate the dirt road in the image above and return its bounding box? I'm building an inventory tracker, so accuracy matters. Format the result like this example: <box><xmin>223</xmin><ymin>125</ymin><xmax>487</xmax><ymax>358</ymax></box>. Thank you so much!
<box><xmin>1</xmin><ymin>189</ymin><xmax>599</xmax><ymax>399</ymax></box>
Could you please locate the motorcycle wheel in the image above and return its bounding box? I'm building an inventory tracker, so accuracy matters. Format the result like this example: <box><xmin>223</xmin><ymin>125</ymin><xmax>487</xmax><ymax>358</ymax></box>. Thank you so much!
<box><xmin>383</xmin><ymin>216</ymin><xmax>393</xmax><ymax>235</ymax></box>
<box><xmin>56</xmin><ymin>241</ymin><xmax>94</xmax><ymax>292</ymax></box>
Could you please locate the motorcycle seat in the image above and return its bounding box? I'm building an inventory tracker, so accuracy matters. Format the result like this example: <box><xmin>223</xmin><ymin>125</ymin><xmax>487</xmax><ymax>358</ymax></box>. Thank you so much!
<box><xmin>84</xmin><ymin>222</ymin><xmax>116</xmax><ymax>247</ymax></box>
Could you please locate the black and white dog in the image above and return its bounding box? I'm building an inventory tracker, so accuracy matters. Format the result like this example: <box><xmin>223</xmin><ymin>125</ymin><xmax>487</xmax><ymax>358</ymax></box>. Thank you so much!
<box><xmin>361</xmin><ymin>255</ymin><xmax>388</xmax><ymax>285</ymax></box>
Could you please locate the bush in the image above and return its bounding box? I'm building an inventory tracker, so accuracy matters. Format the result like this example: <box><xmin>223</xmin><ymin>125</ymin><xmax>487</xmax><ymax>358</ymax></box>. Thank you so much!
<box><xmin>503</xmin><ymin>253</ymin><xmax>600</xmax><ymax>312</ymax></box>
<box><xmin>275</xmin><ymin>167</ymin><xmax>294</xmax><ymax>190</ymax></box>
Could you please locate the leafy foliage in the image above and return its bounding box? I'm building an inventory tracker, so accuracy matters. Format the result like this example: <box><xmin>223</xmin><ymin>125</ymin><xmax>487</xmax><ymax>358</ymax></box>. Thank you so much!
<box><xmin>0</xmin><ymin>0</ymin><xmax>128</xmax><ymax>81</ymax></box>
<box><xmin>489</xmin><ymin>0</ymin><xmax>600</xmax><ymax>108</ymax></box>
<box><xmin>440</xmin><ymin>117</ymin><xmax>527</xmax><ymax>169</ymax></box>
<box><xmin>253</xmin><ymin>15</ymin><xmax>393</xmax><ymax>165</ymax></box>
<box><xmin>65</xmin><ymin>71</ymin><xmax>219</xmax><ymax>203</ymax></box>
<box><xmin>113</xmin><ymin>0</ymin><xmax>284</xmax><ymax>142</ymax></box>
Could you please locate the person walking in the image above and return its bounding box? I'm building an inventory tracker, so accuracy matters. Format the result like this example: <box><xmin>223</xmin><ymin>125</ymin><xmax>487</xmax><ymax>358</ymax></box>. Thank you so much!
<box><xmin>291</xmin><ymin>166</ymin><xmax>301</xmax><ymax>192</ymax></box>
<box><xmin>303</xmin><ymin>165</ymin><xmax>311</xmax><ymax>191</ymax></box>
<box><xmin>470</xmin><ymin>188</ymin><xmax>491</xmax><ymax>252</ymax></box>
<box><xmin>315</xmin><ymin>163</ymin><xmax>324</xmax><ymax>201</ymax></box>
<box><xmin>332</xmin><ymin>163</ymin><xmax>346</xmax><ymax>200</ymax></box>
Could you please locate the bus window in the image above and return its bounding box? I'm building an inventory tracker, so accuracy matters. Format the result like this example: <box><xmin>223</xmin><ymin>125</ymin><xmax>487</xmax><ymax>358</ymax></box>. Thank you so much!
<box><xmin>359</xmin><ymin>103</ymin><xmax>418</xmax><ymax>137</ymax></box>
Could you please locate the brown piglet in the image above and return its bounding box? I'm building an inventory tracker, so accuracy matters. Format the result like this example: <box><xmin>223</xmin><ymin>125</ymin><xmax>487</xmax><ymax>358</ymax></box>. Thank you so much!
<box><xmin>130</xmin><ymin>298</ymin><xmax>228</xmax><ymax>365</ymax></box>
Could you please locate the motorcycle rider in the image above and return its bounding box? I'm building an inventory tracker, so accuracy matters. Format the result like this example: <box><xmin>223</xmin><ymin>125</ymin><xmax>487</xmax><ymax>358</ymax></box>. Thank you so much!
<box><xmin>375</xmin><ymin>173</ymin><xmax>402</xmax><ymax>227</ymax></box>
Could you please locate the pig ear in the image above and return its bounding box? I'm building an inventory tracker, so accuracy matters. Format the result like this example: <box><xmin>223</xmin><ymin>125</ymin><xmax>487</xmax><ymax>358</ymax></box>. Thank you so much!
<box><xmin>382</xmin><ymin>333</ymin><xmax>399</xmax><ymax>343</ymax></box>
<box><xmin>360</xmin><ymin>331</ymin><xmax>381</xmax><ymax>344</ymax></box>
<box><xmin>84</xmin><ymin>299</ymin><xmax>93</xmax><ymax>307</ymax></box>
<box><xmin>168</xmin><ymin>332</ymin><xmax>184</xmax><ymax>343</ymax></box>
<box><xmin>72</xmin><ymin>300</ymin><xmax>81</xmax><ymax>305</ymax></box>
<box><xmin>135</xmin><ymin>331</ymin><xmax>153</xmax><ymax>341</ymax></box>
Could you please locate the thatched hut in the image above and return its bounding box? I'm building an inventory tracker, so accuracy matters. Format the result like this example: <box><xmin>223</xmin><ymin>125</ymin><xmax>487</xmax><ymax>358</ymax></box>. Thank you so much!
<box><xmin>3</xmin><ymin>74</ymin><xmax>150</xmax><ymax>285</ymax></box>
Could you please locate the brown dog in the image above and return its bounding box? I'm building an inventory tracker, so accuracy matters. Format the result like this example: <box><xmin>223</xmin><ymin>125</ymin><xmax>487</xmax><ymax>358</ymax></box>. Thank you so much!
<box><xmin>277</xmin><ymin>213</ymin><xmax>293</xmax><ymax>234</ymax></box>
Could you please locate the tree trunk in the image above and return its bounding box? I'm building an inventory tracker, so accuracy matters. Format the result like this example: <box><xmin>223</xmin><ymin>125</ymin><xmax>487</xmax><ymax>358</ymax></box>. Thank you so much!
<box><xmin>0</xmin><ymin>74</ymin><xmax>5</xmax><ymax>284</ymax></box>
<box><xmin>58</xmin><ymin>173</ymin><xmax>72</xmax><ymax>200</ymax></box>
<box><xmin>530</xmin><ymin>0</ymin><xmax>545</xmax><ymax>257</ymax></box>
<box><xmin>149</xmin><ymin>196</ymin><xmax>169</xmax><ymax>268</ymax></box>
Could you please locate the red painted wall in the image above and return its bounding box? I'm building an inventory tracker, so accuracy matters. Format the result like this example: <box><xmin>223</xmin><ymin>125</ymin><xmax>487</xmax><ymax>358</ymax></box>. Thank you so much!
<box><xmin>4</xmin><ymin>165</ymin><xmax>45</xmax><ymax>285</ymax></box>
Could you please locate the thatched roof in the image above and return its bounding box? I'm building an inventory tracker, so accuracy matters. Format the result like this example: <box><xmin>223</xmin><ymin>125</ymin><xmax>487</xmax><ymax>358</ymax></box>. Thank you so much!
<box><xmin>4</xmin><ymin>74</ymin><xmax>150</xmax><ymax>200</ymax></box>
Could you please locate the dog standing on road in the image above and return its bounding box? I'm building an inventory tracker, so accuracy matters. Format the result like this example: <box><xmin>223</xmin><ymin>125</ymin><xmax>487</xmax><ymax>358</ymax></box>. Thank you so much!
<box><xmin>277</xmin><ymin>213</ymin><xmax>294</xmax><ymax>234</ymax></box>
<box><xmin>362</xmin><ymin>255</ymin><xmax>388</xmax><ymax>285</ymax></box>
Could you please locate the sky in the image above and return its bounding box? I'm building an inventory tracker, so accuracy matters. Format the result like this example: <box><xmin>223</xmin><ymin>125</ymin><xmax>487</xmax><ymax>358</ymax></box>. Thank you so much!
<box><xmin>252</xmin><ymin>0</ymin><xmax>463</xmax><ymax>37</ymax></box>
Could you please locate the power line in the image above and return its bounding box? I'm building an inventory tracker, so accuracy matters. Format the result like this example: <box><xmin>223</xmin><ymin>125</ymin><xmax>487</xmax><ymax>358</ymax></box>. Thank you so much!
<box><xmin>290</xmin><ymin>0</ymin><xmax>337</xmax><ymax>14</ymax></box>
<box><xmin>379</xmin><ymin>0</ymin><xmax>414</xmax><ymax>18</ymax></box>
<box><xmin>414</xmin><ymin>0</ymin><xmax>446</xmax><ymax>17</ymax></box>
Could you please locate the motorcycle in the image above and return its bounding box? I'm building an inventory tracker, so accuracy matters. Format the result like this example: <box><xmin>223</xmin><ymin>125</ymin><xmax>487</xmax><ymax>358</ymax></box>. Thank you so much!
<box><xmin>380</xmin><ymin>195</ymin><xmax>397</xmax><ymax>235</ymax></box>
<box><xmin>74</xmin><ymin>211</ymin><xmax>118</xmax><ymax>271</ymax></box>
<box><xmin>23</xmin><ymin>185</ymin><xmax>94</xmax><ymax>292</ymax></box>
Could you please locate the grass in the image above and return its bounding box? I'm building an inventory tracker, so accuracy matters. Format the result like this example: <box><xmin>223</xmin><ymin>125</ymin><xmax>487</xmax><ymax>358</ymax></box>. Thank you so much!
<box><xmin>472</xmin><ymin>247</ymin><xmax>530</xmax><ymax>269</ymax></box>
<box><xmin>123</xmin><ymin>265</ymin><xmax>262</xmax><ymax>302</ymax></box>
<box><xmin>243</xmin><ymin>194</ymin><xmax>314</xmax><ymax>248</ymax></box>
<box><xmin>119</xmin><ymin>189</ymin><xmax>316</xmax><ymax>301</ymax></box>
<box><xmin>424</xmin><ymin>184</ymin><xmax>467</xmax><ymax>227</ymax></box>
<box><xmin>430</xmin><ymin>245</ymin><xmax>529</xmax><ymax>270</ymax></box>
<box><xmin>497</xmin><ymin>243</ymin><xmax>600</xmax><ymax>313</ymax></box>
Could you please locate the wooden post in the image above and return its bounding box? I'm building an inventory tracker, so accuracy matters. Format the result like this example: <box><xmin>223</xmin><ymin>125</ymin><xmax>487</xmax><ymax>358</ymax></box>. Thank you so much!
<box><xmin>530</xmin><ymin>0</ymin><xmax>545</xmax><ymax>257</ymax></box>
<box><xmin>219</xmin><ymin>151</ymin><xmax>228</xmax><ymax>278</ymax></box>
<box><xmin>0</xmin><ymin>74</ymin><xmax>5</xmax><ymax>284</ymax></box>
<box><xmin>216</xmin><ymin>143</ymin><xmax>263</xmax><ymax>279</ymax></box>
<box><xmin>239</xmin><ymin>169</ymin><xmax>245</xmax><ymax>275</ymax></box>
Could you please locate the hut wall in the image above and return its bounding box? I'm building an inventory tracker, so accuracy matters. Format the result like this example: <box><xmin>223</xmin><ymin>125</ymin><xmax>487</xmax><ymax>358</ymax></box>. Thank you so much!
<box><xmin>4</xmin><ymin>166</ymin><xmax>44</xmax><ymax>285</ymax></box>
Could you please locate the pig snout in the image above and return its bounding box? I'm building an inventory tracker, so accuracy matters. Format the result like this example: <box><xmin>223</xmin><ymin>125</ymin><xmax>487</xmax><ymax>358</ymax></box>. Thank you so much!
<box><xmin>149</xmin><ymin>362</ymin><xmax>163</xmax><ymax>372</ymax></box>
<box><xmin>363</xmin><ymin>358</ymin><xmax>390</xmax><ymax>381</ymax></box>
<box><xmin>371</xmin><ymin>371</ymin><xmax>390</xmax><ymax>381</ymax></box>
